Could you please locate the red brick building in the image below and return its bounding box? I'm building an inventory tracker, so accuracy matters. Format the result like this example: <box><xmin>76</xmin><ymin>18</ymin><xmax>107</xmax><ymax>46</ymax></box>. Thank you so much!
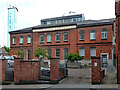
<box><xmin>9</xmin><ymin>14</ymin><xmax>115</xmax><ymax>66</ymax></box>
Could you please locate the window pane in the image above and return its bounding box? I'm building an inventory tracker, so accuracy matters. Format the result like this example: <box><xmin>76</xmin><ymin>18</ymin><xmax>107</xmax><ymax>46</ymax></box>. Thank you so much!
<box><xmin>12</xmin><ymin>37</ymin><xmax>16</xmax><ymax>44</ymax></box>
<box><xmin>80</xmin><ymin>31</ymin><xmax>84</xmax><ymax>40</ymax></box>
<box><xmin>101</xmin><ymin>31</ymin><xmax>107</xmax><ymax>39</ymax></box>
<box><xmin>20</xmin><ymin>36</ymin><xmax>23</xmax><ymax>44</ymax></box>
<box><xmin>63</xmin><ymin>48</ymin><xmax>68</xmax><ymax>59</ymax></box>
<box><xmin>47</xmin><ymin>34</ymin><xmax>51</xmax><ymax>42</ymax></box>
<box><xmin>79</xmin><ymin>47</ymin><xmax>85</xmax><ymax>57</ymax></box>
<box><xmin>47</xmin><ymin>49</ymin><xmax>51</xmax><ymax>59</ymax></box>
<box><xmin>56</xmin><ymin>49</ymin><xmax>60</xmax><ymax>58</ymax></box>
<box><xmin>56</xmin><ymin>33</ymin><xmax>60</xmax><ymax>42</ymax></box>
<box><xmin>27</xmin><ymin>36</ymin><xmax>31</xmax><ymax>43</ymax></box>
<box><xmin>90</xmin><ymin>47</ymin><xmax>96</xmax><ymax>56</ymax></box>
<box><xmin>90</xmin><ymin>32</ymin><xmax>95</xmax><ymax>40</ymax></box>
<box><xmin>64</xmin><ymin>32</ymin><xmax>68</xmax><ymax>41</ymax></box>
<box><xmin>40</xmin><ymin>34</ymin><xmax>44</xmax><ymax>43</ymax></box>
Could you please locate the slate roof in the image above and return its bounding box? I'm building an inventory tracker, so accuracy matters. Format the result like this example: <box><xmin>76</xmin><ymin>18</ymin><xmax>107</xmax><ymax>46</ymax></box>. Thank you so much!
<box><xmin>0</xmin><ymin>48</ymin><xmax>8</xmax><ymax>55</ymax></box>
<box><xmin>9</xmin><ymin>18</ymin><xmax>115</xmax><ymax>34</ymax></box>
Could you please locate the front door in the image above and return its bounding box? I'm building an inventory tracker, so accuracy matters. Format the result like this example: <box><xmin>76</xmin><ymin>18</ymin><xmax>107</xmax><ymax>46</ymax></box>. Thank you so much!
<box><xmin>101</xmin><ymin>55</ymin><xmax>108</xmax><ymax>67</ymax></box>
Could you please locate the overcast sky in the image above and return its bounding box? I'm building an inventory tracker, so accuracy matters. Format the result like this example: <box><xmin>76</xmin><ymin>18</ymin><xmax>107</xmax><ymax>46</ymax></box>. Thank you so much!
<box><xmin>0</xmin><ymin>0</ymin><xmax>115</xmax><ymax>47</ymax></box>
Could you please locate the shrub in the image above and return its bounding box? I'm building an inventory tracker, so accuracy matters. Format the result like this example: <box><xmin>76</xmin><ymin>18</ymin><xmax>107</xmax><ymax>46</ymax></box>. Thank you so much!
<box><xmin>65</xmin><ymin>53</ymin><xmax>82</xmax><ymax>62</ymax></box>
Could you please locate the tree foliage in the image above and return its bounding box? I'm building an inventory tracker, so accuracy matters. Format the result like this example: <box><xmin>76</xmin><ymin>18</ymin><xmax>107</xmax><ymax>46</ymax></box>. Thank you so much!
<box><xmin>65</xmin><ymin>53</ymin><xmax>82</xmax><ymax>62</ymax></box>
<box><xmin>16</xmin><ymin>50</ymin><xmax>25</xmax><ymax>58</ymax></box>
<box><xmin>4</xmin><ymin>46</ymin><xmax>10</xmax><ymax>54</ymax></box>
<box><xmin>34</xmin><ymin>47</ymin><xmax>48</xmax><ymax>61</ymax></box>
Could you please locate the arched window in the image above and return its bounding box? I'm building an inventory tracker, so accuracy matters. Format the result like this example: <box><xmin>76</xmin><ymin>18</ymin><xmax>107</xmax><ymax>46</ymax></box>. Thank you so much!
<box><xmin>101</xmin><ymin>28</ymin><xmax>108</xmax><ymax>39</ymax></box>
<box><xmin>20</xmin><ymin>36</ymin><xmax>23</xmax><ymax>44</ymax></box>
<box><xmin>27</xmin><ymin>35</ymin><xmax>31</xmax><ymax>44</ymax></box>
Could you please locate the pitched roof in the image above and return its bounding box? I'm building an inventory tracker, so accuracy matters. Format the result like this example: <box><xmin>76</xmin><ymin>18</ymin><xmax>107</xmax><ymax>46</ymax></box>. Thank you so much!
<box><xmin>0</xmin><ymin>48</ymin><xmax>8</xmax><ymax>55</ymax></box>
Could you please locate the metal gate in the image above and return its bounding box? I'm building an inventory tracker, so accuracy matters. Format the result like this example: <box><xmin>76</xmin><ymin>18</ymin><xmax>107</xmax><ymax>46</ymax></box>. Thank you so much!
<box><xmin>6</xmin><ymin>63</ymin><xmax>14</xmax><ymax>82</ymax></box>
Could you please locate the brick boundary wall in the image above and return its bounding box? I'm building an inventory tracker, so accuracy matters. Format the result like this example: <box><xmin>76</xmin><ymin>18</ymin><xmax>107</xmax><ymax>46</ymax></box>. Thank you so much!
<box><xmin>92</xmin><ymin>57</ymin><xmax>101</xmax><ymax>84</ymax></box>
<box><xmin>0</xmin><ymin>59</ymin><xmax>7</xmax><ymax>83</ymax></box>
<box><xmin>14</xmin><ymin>58</ymin><xmax>40</xmax><ymax>84</ymax></box>
<box><xmin>50</xmin><ymin>58</ymin><xmax>65</xmax><ymax>84</ymax></box>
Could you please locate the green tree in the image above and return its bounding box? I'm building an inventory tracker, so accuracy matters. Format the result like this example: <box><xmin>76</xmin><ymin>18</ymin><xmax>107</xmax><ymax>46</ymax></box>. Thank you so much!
<box><xmin>16</xmin><ymin>50</ymin><xmax>25</xmax><ymax>59</ymax></box>
<box><xmin>4</xmin><ymin>46</ymin><xmax>10</xmax><ymax>54</ymax></box>
<box><xmin>65</xmin><ymin>53</ymin><xmax>82</xmax><ymax>62</ymax></box>
<box><xmin>34</xmin><ymin>47</ymin><xmax>48</xmax><ymax>61</ymax></box>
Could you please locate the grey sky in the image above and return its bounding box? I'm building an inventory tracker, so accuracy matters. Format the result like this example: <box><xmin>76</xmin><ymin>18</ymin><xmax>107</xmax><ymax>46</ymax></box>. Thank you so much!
<box><xmin>0</xmin><ymin>0</ymin><xmax>115</xmax><ymax>47</ymax></box>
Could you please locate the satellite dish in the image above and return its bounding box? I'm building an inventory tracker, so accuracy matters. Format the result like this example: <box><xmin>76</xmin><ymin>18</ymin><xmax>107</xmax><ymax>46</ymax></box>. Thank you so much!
<box><xmin>107</xmin><ymin>65</ymin><xmax>115</xmax><ymax>73</ymax></box>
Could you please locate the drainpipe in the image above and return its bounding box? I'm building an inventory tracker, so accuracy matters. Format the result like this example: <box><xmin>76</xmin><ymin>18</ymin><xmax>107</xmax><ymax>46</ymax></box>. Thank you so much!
<box><xmin>77</xmin><ymin>24</ymin><xmax>78</xmax><ymax>54</ymax></box>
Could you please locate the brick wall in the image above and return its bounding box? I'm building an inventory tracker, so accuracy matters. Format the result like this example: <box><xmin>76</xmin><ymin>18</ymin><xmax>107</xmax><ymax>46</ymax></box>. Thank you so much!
<box><xmin>92</xmin><ymin>57</ymin><xmax>101</xmax><ymax>84</ymax></box>
<box><xmin>14</xmin><ymin>58</ymin><xmax>40</xmax><ymax>84</ymax></box>
<box><xmin>0</xmin><ymin>59</ymin><xmax>7</xmax><ymax>83</ymax></box>
<box><xmin>50</xmin><ymin>58</ymin><xmax>65</xmax><ymax>83</ymax></box>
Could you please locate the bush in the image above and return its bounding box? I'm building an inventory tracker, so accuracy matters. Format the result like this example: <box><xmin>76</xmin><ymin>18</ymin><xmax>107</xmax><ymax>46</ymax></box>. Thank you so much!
<box><xmin>65</xmin><ymin>53</ymin><xmax>82</xmax><ymax>62</ymax></box>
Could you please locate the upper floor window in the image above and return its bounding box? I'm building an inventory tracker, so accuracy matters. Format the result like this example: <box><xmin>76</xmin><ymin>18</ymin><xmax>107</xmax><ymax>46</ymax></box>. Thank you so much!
<box><xmin>20</xmin><ymin>36</ymin><xmax>23</xmax><ymax>44</ymax></box>
<box><xmin>27</xmin><ymin>35</ymin><xmax>31</xmax><ymax>44</ymax></box>
<box><xmin>40</xmin><ymin>34</ymin><xmax>44</xmax><ymax>43</ymax></box>
<box><xmin>55</xmin><ymin>33</ymin><xmax>60</xmax><ymax>42</ymax></box>
<box><xmin>12</xmin><ymin>36</ymin><xmax>16</xmax><ymax>45</ymax></box>
<box><xmin>79</xmin><ymin>47</ymin><xmax>85</xmax><ymax>59</ymax></box>
<box><xmin>47</xmin><ymin>34</ymin><xmax>51</xmax><ymax>43</ymax></box>
<box><xmin>55</xmin><ymin>48</ymin><xmax>60</xmax><ymax>58</ymax></box>
<box><xmin>79</xmin><ymin>30</ymin><xmax>84</xmax><ymax>40</ymax></box>
<box><xmin>90</xmin><ymin>30</ymin><xmax>96</xmax><ymax>40</ymax></box>
<box><xmin>90</xmin><ymin>47</ymin><xmax>96</xmax><ymax>57</ymax></box>
<box><xmin>101</xmin><ymin>28</ymin><xmax>107</xmax><ymax>40</ymax></box>
<box><xmin>64</xmin><ymin>32</ymin><xmax>68</xmax><ymax>42</ymax></box>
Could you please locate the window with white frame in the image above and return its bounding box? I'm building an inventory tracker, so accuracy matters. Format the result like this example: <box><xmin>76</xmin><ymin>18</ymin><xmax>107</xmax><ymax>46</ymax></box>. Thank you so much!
<box><xmin>101</xmin><ymin>29</ymin><xmax>107</xmax><ymax>39</ymax></box>
<box><xmin>47</xmin><ymin>34</ymin><xmax>51</xmax><ymax>43</ymax></box>
<box><xmin>27</xmin><ymin>35</ymin><xmax>31</xmax><ymax>44</ymax></box>
<box><xmin>79</xmin><ymin>30</ymin><xmax>84</xmax><ymax>40</ymax></box>
<box><xmin>79</xmin><ymin>47</ymin><xmax>85</xmax><ymax>59</ymax></box>
<box><xmin>90</xmin><ymin>47</ymin><xmax>96</xmax><ymax>57</ymax></box>
<box><xmin>64</xmin><ymin>32</ymin><xmax>68</xmax><ymax>41</ymax></box>
<box><xmin>55</xmin><ymin>48</ymin><xmax>60</xmax><ymax>58</ymax></box>
<box><xmin>40</xmin><ymin>34</ymin><xmax>44</xmax><ymax>43</ymax></box>
<box><xmin>20</xmin><ymin>36</ymin><xmax>23</xmax><ymax>44</ymax></box>
<box><xmin>12</xmin><ymin>36</ymin><xmax>16</xmax><ymax>44</ymax></box>
<box><xmin>55</xmin><ymin>33</ymin><xmax>60</xmax><ymax>42</ymax></box>
<box><xmin>63</xmin><ymin>48</ymin><xmax>68</xmax><ymax>59</ymax></box>
<box><xmin>90</xmin><ymin>30</ymin><xmax>96</xmax><ymax>40</ymax></box>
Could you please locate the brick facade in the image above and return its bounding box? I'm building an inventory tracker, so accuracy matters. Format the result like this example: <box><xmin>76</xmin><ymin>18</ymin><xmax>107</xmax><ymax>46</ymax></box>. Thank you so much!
<box><xmin>10</xmin><ymin>33</ymin><xmax>33</xmax><ymax>60</ymax></box>
<box><xmin>77</xmin><ymin>25</ymin><xmax>113</xmax><ymax>60</ymax></box>
<box><xmin>10</xmin><ymin>19</ymin><xmax>115</xmax><ymax>62</ymax></box>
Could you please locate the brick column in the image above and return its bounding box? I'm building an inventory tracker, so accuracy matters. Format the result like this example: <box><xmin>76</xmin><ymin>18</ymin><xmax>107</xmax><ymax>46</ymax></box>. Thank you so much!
<box><xmin>118</xmin><ymin>55</ymin><xmax>120</xmax><ymax>83</ymax></box>
<box><xmin>50</xmin><ymin>58</ymin><xmax>59</xmax><ymax>83</ymax></box>
<box><xmin>14</xmin><ymin>58</ymin><xmax>21</xmax><ymax>84</ymax></box>
<box><xmin>92</xmin><ymin>57</ymin><xmax>101</xmax><ymax>84</ymax></box>
<box><xmin>0</xmin><ymin>59</ymin><xmax>7</xmax><ymax>83</ymax></box>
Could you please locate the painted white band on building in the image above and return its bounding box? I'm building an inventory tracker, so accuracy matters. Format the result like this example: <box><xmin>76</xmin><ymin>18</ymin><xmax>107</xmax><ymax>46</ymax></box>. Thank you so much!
<box><xmin>33</xmin><ymin>25</ymin><xmax>76</xmax><ymax>32</ymax></box>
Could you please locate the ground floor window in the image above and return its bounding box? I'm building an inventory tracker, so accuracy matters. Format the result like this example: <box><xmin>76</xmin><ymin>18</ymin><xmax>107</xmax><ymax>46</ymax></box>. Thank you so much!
<box><xmin>90</xmin><ymin>47</ymin><xmax>96</xmax><ymax>58</ymax></box>
<box><xmin>47</xmin><ymin>49</ymin><xmax>51</xmax><ymax>59</ymax></box>
<box><xmin>63</xmin><ymin>48</ymin><xmax>68</xmax><ymax>60</ymax></box>
<box><xmin>55</xmin><ymin>48</ymin><xmax>60</xmax><ymax>58</ymax></box>
<box><xmin>79</xmin><ymin>47</ymin><xmax>85</xmax><ymax>59</ymax></box>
